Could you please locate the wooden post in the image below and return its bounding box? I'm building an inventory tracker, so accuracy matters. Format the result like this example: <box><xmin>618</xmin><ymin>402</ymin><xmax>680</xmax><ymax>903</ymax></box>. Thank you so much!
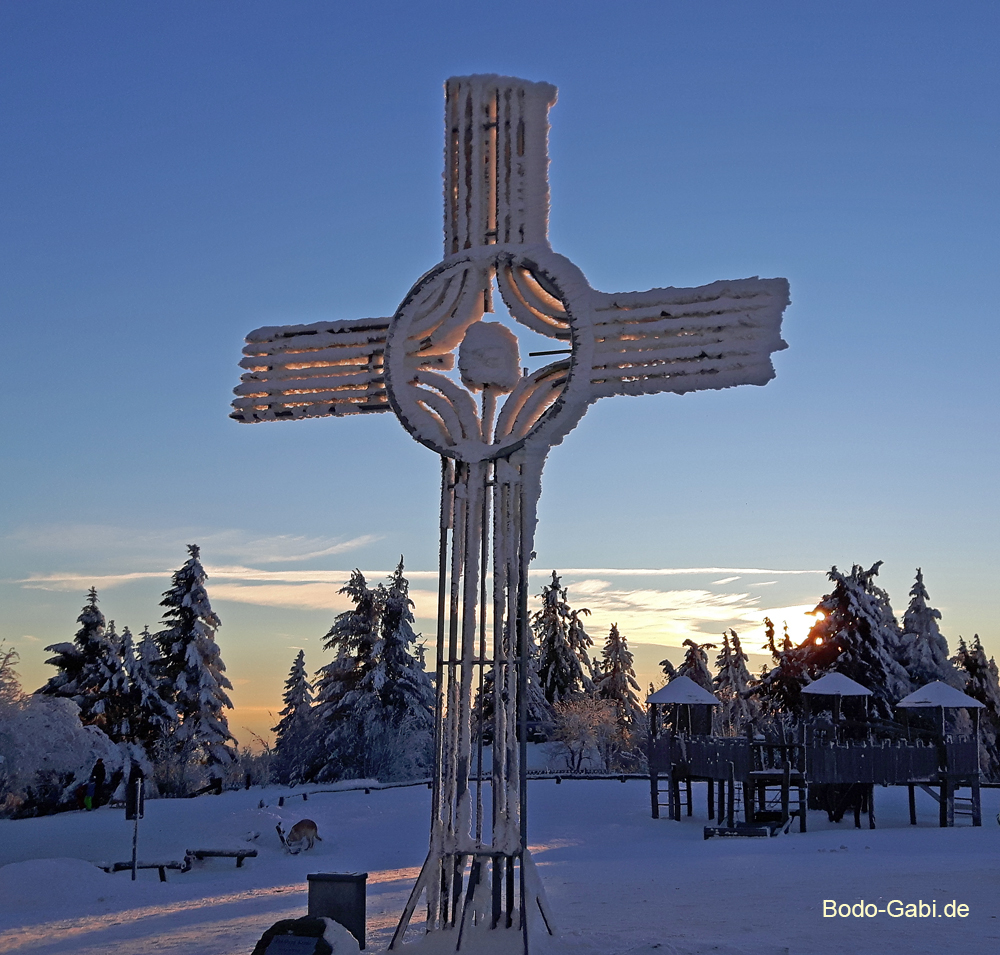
<box><xmin>649</xmin><ymin>706</ymin><xmax>659</xmax><ymax>819</ymax></box>
<box><xmin>727</xmin><ymin>761</ymin><xmax>736</xmax><ymax>829</ymax></box>
<box><xmin>868</xmin><ymin>785</ymin><xmax>875</xmax><ymax>829</ymax></box>
<box><xmin>717</xmin><ymin>777</ymin><xmax>725</xmax><ymax>823</ymax></box>
<box><xmin>685</xmin><ymin>778</ymin><xmax>693</xmax><ymax>817</ymax></box>
<box><xmin>708</xmin><ymin>779</ymin><xmax>715</xmax><ymax>820</ymax></box>
<box><xmin>939</xmin><ymin>778</ymin><xmax>949</xmax><ymax>828</ymax></box>
<box><xmin>908</xmin><ymin>784</ymin><xmax>917</xmax><ymax>825</ymax></box>
<box><xmin>972</xmin><ymin>775</ymin><xmax>982</xmax><ymax>827</ymax></box>
<box><xmin>781</xmin><ymin>762</ymin><xmax>791</xmax><ymax>829</ymax></box>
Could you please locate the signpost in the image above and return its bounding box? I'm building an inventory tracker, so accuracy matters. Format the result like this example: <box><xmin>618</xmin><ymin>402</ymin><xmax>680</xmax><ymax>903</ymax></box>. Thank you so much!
<box><xmin>124</xmin><ymin>766</ymin><xmax>144</xmax><ymax>881</ymax></box>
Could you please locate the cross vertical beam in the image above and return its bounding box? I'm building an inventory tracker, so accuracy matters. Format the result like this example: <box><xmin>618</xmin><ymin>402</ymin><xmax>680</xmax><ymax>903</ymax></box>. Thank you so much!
<box><xmin>445</xmin><ymin>76</ymin><xmax>556</xmax><ymax>253</ymax></box>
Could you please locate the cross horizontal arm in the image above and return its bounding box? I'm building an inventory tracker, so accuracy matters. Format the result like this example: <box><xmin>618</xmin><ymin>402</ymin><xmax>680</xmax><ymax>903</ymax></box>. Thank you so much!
<box><xmin>587</xmin><ymin>276</ymin><xmax>789</xmax><ymax>398</ymax></box>
<box><xmin>231</xmin><ymin>317</ymin><xmax>392</xmax><ymax>422</ymax></box>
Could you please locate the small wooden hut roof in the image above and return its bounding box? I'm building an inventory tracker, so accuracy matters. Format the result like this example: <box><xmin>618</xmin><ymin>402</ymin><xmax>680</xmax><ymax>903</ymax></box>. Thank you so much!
<box><xmin>800</xmin><ymin>672</ymin><xmax>872</xmax><ymax>697</ymax></box>
<box><xmin>897</xmin><ymin>681</ymin><xmax>985</xmax><ymax>709</ymax></box>
<box><xmin>646</xmin><ymin>676</ymin><xmax>720</xmax><ymax>706</ymax></box>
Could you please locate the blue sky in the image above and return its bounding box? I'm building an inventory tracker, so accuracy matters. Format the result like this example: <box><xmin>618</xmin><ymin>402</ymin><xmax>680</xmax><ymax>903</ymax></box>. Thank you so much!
<box><xmin>3</xmin><ymin>1</ymin><xmax>997</xmax><ymax>744</ymax></box>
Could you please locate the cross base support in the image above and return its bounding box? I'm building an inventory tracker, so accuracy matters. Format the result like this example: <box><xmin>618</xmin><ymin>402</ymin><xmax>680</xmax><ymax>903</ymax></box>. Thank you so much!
<box><xmin>390</xmin><ymin>849</ymin><xmax>554</xmax><ymax>952</ymax></box>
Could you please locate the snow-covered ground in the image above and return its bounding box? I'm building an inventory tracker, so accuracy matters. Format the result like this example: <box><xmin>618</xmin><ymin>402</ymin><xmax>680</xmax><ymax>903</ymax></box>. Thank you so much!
<box><xmin>2</xmin><ymin>779</ymin><xmax>999</xmax><ymax>954</ymax></box>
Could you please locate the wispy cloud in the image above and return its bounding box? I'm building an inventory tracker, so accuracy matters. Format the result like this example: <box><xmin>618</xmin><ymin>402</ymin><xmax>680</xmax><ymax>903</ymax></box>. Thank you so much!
<box><xmin>5</xmin><ymin>523</ymin><xmax>381</xmax><ymax>566</ymax></box>
<box><xmin>210</xmin><ymin>582</ymin><xmax>440</xmax><ymax>615</ymax></box>
<box><xmin>12</xmin><ymin>557</ymin><xmax>823</xmax><ymax>652</ymax></box>
<box><xmin>538</xmin><ymin>568</ymin><xmax>824</xmax><ymax>577</ymax></box>
<box><xmin>16</xmin><ymin>565</ymin><xmax>438</xmax><ymax>591</ymax></box>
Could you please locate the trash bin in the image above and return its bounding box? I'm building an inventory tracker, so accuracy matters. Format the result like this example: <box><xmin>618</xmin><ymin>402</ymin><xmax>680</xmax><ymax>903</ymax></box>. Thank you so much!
<box><xmin>307</xmin><ymin>872</ymin><xmax>367</xmax><ymax>949</ymax></box>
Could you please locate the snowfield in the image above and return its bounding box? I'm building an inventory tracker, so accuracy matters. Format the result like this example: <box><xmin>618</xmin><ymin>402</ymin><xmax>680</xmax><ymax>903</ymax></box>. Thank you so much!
<box><xmin>1</xmin><ymin>779</ymin><xmax>999</xmax><ymax>954</ymax></box>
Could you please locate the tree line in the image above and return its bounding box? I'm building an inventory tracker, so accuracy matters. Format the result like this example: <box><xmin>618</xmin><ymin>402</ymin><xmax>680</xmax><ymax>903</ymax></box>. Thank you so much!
<box><xmin>270</xmin><ymin>568</ymin><xmax>650</xmax><ymax>782</ymax></box>
<box><xmin>1</xmin><ymin>545</ymin><xmax>235</xmax><ymax>815</ymax></box>
<box><xmin>4</xmin><ymin>554</ymin><xmax>997</xmax><ymax>816</ymax></box>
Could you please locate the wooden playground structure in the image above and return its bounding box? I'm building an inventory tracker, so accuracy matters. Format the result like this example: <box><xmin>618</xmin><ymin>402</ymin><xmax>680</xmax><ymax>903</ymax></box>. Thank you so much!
<box><xmin>647</xmin><ymin>675</ymin><xmax>984</xmax><ymax>836</ymax></box>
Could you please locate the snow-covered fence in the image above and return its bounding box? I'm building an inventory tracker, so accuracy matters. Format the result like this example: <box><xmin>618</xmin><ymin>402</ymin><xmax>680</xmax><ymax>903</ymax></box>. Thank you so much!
<box><xmin>649</xmin><ymin>732</ymin><xmax>983</xmax><ymax>828</ymax></box>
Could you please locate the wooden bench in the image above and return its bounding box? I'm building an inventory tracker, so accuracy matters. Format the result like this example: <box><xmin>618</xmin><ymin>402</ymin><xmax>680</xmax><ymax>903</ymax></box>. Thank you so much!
<box><xmin>99</xmin><ymin>860</ymin><xmax>190</xmax><ymax>881</ymax></box>
<box><xmin>184</xmin><ymin>848</ymin><xmax>258</xmax><ymax>868</ymax></box>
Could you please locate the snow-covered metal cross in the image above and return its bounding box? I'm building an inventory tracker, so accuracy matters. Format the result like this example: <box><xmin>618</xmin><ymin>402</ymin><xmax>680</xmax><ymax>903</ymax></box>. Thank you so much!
<box><xmin>233</xmin><ymin>75</ymin><xmax>788</xmax><ymax>951</ymax></box>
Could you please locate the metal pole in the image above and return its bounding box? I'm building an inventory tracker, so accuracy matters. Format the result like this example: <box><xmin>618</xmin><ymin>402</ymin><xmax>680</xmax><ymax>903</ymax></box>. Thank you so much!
<box><xmin>130</xmin><ymin>777</ymin><xmax>140</xmax><ymax>881</ymax></box>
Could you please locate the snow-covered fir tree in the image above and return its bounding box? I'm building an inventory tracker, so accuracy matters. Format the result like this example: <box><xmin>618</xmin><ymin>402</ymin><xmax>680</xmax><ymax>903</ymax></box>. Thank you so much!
<box><xmin>311</xmin><ymin>569</ymin><xmax>380</xmax><ymax>781</ymax></box>
<box><xmin>156</xmin><ymin>545</ymin><xmax>236</xmax><ymax>768</ymax></box>
<box><xmin>568</xmin><ymin>607</ymin><xmax>596</xmax><ymax>685</ymax></box>
<box><xmin>373</xmin><ymin>561</ymin><xmax>435</xmax><ymax>743</ymax></box>
<box><xmin>713</xmin><ymin>630</ymin><xmax>758</xmax><ymax>734</ymax></box>
<box><xmin>272</xmin><ymin>649</ymin><xmax>315</xmax><ymax>784</ymax></box>
<box><xmin>311</xmin><ymin>561</ymin><xmax>435</xmax><ymax>781</ymax></box>
<box><xmin>953</xmin><ymin>635</ymin><xmax>1000</xmax><ymax>781</ymax></box>
<box><xmin>37</xmin><ymin>589</ymin><xmax>130</xmax><ymax>735</ymax></box>
<box><xmin>94</xmin><ymin>620</ymin><xmax>133</xmax><ymax>743</ymax></box>
<box><xmin>896</xmin><ymin>568</ymin><xmax>962</xmax><ymax>690</ymax></box>
<box><xmin>123</xmin><ymin>625</ymin><xmax>177</xmax><ymax>757</ymax></box>
<box><xmin>756</xmin><ymin>562</ymin><xmax>910</xmax><ymax>720</ymax></box>
<box><xmin>36</xmin><ymin>587</ymin><xmax>101</xmax><ymax>703</ymax></box>
<box><xmin>533</xmin><ymin>571</ymin><xmax>594</xmax><ymax>704</ymax></box>
<box><xmin>595</xmin><ymin>624</ymin><xmax>643</xmax><ymax>727</ymax></box>
<box><xmin>661</xmin><ymin>639</ymin><xmax>716</xmax><ymax>692</ymax></box>
<box><xmin>474</xmin><ymin>630</ymin><xmax>552</xmax><ymax>741</ymax></box>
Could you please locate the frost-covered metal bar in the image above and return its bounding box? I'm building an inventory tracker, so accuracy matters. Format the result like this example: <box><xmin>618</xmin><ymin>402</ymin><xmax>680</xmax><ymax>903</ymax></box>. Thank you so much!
<box><xmin>445</xmin><ymin>76</ymin><xmax>556</xmax><ymax>254</ymax></box>
<box><xmin>231</xmin><ymin>317</ymin><xmax>390</xmax><ymax>422</ymax></box>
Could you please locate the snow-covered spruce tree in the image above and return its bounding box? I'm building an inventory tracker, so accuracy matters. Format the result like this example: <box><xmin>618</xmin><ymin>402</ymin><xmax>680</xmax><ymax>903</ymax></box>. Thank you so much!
<box><xmin>310</xmin><ymin>569</ymin><xmax>380</xmax><ymax>781</ymax></box>
<box><xmin>93</xmin><ymin>620</ymin><xmax>134</xmax><ymax>743</ymax></box>
<box><xmin>660</xmin><ymin>639</ymin><xmax>716</xmax><ymax>692</ymax></box>
<box><xmin>371</xmin><ymin>561</ymin><xmax>435</xmax><ymax>770</ymax></box>
<box><xmin>156</xmin><ymin>545</ymin><xmax>236</xmax><ymax>771</ymax></box>
<box><xmin>952</xmin><ymin>635</ymin><xmax>1000</xmax><ymax>780</ymax></box>
<box><xmin>311</xmin><ymin>562</ymin><xmax>435</xmax><ymax>782</ymax></box>
<box><xmin>533</xmin><ymin>571</ymin><xmax>594</xmax><ymax>705</ymax></box>
<box><xmin>36</xmin><ymin>587</ymin><xmax>102</xmax><ymax>703</ymax></box>
<box><xmin>594</xmin><ymin>624</ymin><xmax>645</xmax><ymax>768</ymax></box>
<box><xmin>896</xmin><ymin>568</ymin><xmax>962</xmax><ymax>690</ymax></box>
<box><xmin>37</xmin><ymin>589</ymin><xmax>131</xmax><ymax>736</ymax></box>
<box><xmin>596</xmin><ymin>624</ymin><xmax>643</xmax><ymax>724</ymax></box>
<box><xmin>568</xmin><ymin>608</ymin><xmax>596</xmax><ymax>686</ymax></box>
<box><xmin>473</xmin><ymin>628</ymin><xmax>552</xmax><ymax>742</ymax></box>
<box><xmin>756</xmin><ymin>562</ymin><xmax>909</xmax><ymax>720</ymax></box>
<box><xmin>272</xmin><ymin>650</ymin><xmax>315</xmax><ymax>784</ymax></box>
<box><xmin>124</xmin><ymin>626</ymin><xmax>177</xmax><ymax>758</ymax></box>
<box><xmin>713</xmin><ymin>630</ymin><xmax>758</xmax><ymax>735</ymax></box>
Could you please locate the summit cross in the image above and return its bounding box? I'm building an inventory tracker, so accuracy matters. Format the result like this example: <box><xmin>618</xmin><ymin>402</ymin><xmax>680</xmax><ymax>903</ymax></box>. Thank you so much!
<box><xmin>232</xmin><ymin>74</ymin><xmax>789</xmax><ymax>952</ymax></box>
